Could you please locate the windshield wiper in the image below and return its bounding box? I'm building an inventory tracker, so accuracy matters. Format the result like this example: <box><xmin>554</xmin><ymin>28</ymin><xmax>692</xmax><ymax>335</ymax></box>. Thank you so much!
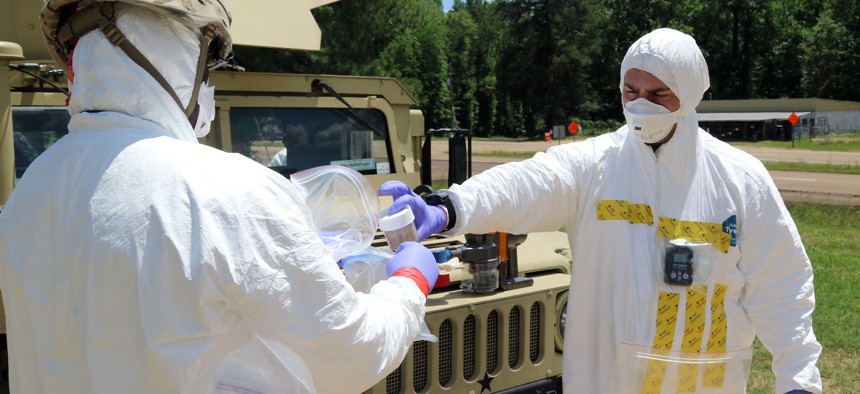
<box><xmin>311</xmin><ymin>79</ymin><xmax>384</xmax><ymax>138</ymax></box>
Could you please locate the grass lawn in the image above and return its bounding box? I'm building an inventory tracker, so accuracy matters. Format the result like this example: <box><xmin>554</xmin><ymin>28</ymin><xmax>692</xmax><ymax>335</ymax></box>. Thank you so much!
<box><xmin>731</xmin><ymin>132</ymin><xmax>860</xmax><ymax>151</ymax></box>
<box><xmin>747</xmin><ymin>202</ymin><xmax>860</xmax><ymax>393</ymax></box>
<box><xmin>762</xmin><ymin>161</ymin><xmax>860</xmax><ymax>175</ymax></box>
<box><xmin>470</xmin><ymin>151</ymin><xmax>860</xmax><ymax>174</ymax></box>
<box><xmin>470</xmin><ymin>150</ymin><xmax>538</xmax><ymax>159</ymax></box>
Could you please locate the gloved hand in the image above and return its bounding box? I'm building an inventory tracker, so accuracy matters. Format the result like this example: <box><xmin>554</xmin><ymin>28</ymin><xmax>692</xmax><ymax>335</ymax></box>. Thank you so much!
<box><xmin>379</xmin><ymin>181</ymin><xmax>447</xmax><ymax>240</ymax></box>
<box><xmin>386</xmin><ymin>241</ymin><xmax>439</xmax><ymax>296</ymax></box>
<box><xmin>784</xmin><ymin>391</ymin><xmax>813</xmax><ymax>394</ymax></box>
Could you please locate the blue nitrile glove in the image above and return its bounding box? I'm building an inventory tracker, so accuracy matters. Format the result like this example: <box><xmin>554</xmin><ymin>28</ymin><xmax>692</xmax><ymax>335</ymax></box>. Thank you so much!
<box><xmin>378</xmin><ymin>181</ymin><xmax>447</xmax><ymax>240</ymax></box>
<box><xmin>785</xmin><ymin>391</ymin><xmax>812</xmax><ymax>394</ymax></box>
<box><xmin>386</xmin><ymin>241</ymin><xmax>439</xmax><ymax>296</ymax></box>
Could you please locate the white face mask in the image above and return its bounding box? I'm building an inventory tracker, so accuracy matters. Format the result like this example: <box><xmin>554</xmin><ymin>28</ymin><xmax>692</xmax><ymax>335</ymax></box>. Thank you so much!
<box><xmin>623</xmin><ymin>98</ymin><xmax>680</xmax><ymax>144</ymax></box>
<box><xmin>192</xmin><ymin>81</ymin><xmax>216</xmax><ymax>138</ymax></box>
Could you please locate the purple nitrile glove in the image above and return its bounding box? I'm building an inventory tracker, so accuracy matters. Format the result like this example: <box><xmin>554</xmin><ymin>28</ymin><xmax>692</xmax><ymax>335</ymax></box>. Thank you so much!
<box><xmin>378</xmin><ymin>181</ymin><xmax>447</xmax><ymax>240</ymax></box>
<box><xmin>785</xmin><ymin>391</ymin><xmax>813</xmax><ymax>394</ymax></box>
<box><xmin>386</xmin><ymin>241</ymin><xmax>439</xmax><ymax>295</ymax></box>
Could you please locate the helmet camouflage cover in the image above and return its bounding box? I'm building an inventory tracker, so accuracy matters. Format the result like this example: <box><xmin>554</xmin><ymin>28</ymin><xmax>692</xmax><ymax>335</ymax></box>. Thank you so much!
<box><xmin>41</xmin><ymin>0</ymin><xmax>232</xmax><ymax>68</ymax></box>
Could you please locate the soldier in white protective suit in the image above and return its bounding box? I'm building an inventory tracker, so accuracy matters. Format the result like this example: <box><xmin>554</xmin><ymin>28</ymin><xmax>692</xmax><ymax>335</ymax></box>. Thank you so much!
<box><xmin>380</xmin><ymin>28</ymin><xmax>822</xmax><ymax>394</ymax></box>
<box><xmin>0</xmin><ymin>1</ymin><xmax>439</xmax><ymax>393</ymax></box>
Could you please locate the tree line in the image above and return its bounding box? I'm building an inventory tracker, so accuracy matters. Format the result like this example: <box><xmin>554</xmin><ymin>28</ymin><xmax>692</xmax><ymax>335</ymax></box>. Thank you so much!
<box><xmin>235</xmin><ymin>0</ymin><xmax>860</xmax><ymax>139</ymax></box>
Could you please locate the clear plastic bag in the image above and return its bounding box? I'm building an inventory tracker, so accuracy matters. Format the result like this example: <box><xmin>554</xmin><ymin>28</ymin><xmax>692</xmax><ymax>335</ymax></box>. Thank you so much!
<box><xmin>204</xmin><ymin>337</ymin><xmax>315</xmax><ymax>394</ymax></box>
<box><xmin>341</xmin><ymin>250</ymin><xmax>438</xmax><ymax>343</ymax></box>
<box><xmin>292</xmin><ymin>165</ymin><xmax>436</xmax><ymax>343</ymax></box>
<box><xmin>342</xmin><ymin>252</ymin><xmax>391</xmax><ymax>294</ymax></box>
<box><xmin>611</xmin><ymin>343</ymin><xmax>752</xmax><ymax>393</ymax></box>
<box><xmin>658</xmin><ymin>239</ymin><xmax>721</xmax><ymax>289</ymax></box>
<box><xmin>291</xmin><ymin>165</ymin><xmax>380</xmax><ymax>261</ymax></box>
<box><xmin>184</xmin><ymin>322</ymin><xmax>316</xmax><ymax>394</ymax></box>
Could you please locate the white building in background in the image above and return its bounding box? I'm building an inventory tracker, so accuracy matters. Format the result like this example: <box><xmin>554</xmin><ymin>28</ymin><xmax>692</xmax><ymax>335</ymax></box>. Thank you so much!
<box><xmin>696</xmin><ymin>98</ymin><xmax>860</xmax><ymax>141</ymax></box>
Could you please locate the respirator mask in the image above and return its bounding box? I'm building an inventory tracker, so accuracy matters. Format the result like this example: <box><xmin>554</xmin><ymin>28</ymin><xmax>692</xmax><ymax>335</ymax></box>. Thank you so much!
<box><xmin>623</xmin><ymin>98</ymin><xmax>680</xmax><ymax>144</ymax></box>
<box><xmin>192</xmin><ymin>81</ymin><xmax>216</xmax><ymax>138</ymax></box>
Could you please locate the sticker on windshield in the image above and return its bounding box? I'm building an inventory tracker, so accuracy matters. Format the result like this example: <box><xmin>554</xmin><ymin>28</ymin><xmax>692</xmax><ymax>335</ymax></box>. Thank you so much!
<box><xmin>331</xmin><ymin>158</ymin><xmax>377</xmax><ymax>172</ymax></box>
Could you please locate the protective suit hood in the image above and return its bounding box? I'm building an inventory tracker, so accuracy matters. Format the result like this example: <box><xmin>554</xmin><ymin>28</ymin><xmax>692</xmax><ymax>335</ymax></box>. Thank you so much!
<box><xmin>619</xmin><ymin>28</ymin><xmax>710</xmax><ymax>118</ymax></box>
<box><xmin>618</xmin><ymin>28</ymin><xmax>711</xmax><ymax>184</ymax></box>
<box><xmin>68</xmin><ymin>5</ymin><xmax>201</xmax><ymax>142</ymax></box>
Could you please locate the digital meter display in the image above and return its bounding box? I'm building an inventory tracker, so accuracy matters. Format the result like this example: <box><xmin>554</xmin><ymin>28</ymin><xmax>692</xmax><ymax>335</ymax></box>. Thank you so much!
<box><xmin>665</xmin><ymin>245</ymin><xmax>694</xmax><ymax>286</ymax></box>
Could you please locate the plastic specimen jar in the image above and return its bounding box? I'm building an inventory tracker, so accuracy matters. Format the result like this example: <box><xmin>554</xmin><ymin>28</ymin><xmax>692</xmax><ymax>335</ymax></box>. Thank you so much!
<box><xmin>379</xmin><ymin>206</ymin><xmax>418</xmax><ymax>250</ymax></box>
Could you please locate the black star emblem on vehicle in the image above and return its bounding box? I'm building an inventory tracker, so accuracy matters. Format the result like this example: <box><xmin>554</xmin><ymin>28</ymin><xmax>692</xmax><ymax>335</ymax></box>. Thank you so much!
<box><xmin>478</xmin><ymin>371</ymin><xmax>494</xmax><ymax>393</ymax></box>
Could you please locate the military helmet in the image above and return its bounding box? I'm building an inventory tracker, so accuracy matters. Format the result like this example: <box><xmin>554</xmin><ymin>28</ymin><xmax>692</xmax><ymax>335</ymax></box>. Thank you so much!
<box><xmin>40</xmin><ymin>0</ymin><xmax>232</xmax><ymax>69</ymax></box>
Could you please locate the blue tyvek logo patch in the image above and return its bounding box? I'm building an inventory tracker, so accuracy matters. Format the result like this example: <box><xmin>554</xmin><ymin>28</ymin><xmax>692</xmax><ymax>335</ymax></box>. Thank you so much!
<box><xmin>722</xmin><ymin>215</ymin><xmax>737</xmax><ymax>247</ymax></box>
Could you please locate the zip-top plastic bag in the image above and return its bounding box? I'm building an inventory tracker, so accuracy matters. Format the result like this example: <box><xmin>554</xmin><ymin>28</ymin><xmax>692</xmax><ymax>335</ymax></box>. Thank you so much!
<box><xmin>291</xmin><ymin>165</ymin><xmax>437</xmax><ymax>343</ymax></box>
<box><xmin>184</xmin><ymin>319</ymin><xmax>316</xmax><ymax>394</ymax></box>
<box><xmin>291</xmin><ymin>165</ymin><xmax>380</xmax><ymax>262</ymax></box>
<box><xmin>341</xmin><ymin>253</ymin><xmax>391</xmax><ymax>294</ymax></box>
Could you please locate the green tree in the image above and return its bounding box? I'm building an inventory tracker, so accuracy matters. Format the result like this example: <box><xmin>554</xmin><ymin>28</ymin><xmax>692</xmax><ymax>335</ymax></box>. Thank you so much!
<box><xmin>590</xmin><ymin>0</ymin><xmax>700</xmax><ymax>120</ymax></box>
<box><xmin>467</xmin><ymin>0</ymin><xmax>504</xmax><ymax>136</ymax></box>
<box><xmin>445</xmin><ymin>0</ymin><xmax>507</xmax><ymax>136</ymax></box>
<box><xmin>800</xmin><ymin>8</ymin><xmax>858</xmax><ymax>100</ymax></box>
<box><xmin>446</xmin><ymin>6</ymin><xmax>479</xmax><ymax>130</ymax></box>
<box><xmin>495</xmin><ymin>0</ymin><xmax>602</xmax><ymax>137</ymax></box>
<box><xmin>267</xmin><ymin>0</ymin><xmax>453</xmax><ymax>128</ymax></box>
<box><xmin>752</xmin><ymin>0</ymin><xmax>815</xmax><ymax>99</ymax></box>
<box><xmin>379</xmin><ymin>32</ymin><xmax>423</xmax><ymax>98</ymax></box>
<box><xmin>320</xmin><ymin>0</ymin><xmax>451</xmax><ymax>128</ymax></box>
<box><xmin>412</xmin><ymin>17</ymin><xmax>455</xmax><ymax>129</ymax></box>
<box><xmin>235</xmin><ymin>0</ymin><xmax>860</xmax><ymax>132</ymax></box>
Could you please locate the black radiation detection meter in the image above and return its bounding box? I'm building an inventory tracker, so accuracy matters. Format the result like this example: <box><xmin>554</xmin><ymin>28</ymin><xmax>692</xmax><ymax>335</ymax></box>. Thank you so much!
<box><xmin>664</xmin><ymin>244</ymin><xmax>694</xmax><ymax>286</ymax></box>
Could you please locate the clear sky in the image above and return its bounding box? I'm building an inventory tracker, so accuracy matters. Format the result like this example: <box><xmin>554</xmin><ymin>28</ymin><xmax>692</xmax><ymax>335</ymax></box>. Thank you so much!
<box><xmin>442</xmin><ymin>0</ymin><xmax>454</xmax><ymax>12</ymax></box>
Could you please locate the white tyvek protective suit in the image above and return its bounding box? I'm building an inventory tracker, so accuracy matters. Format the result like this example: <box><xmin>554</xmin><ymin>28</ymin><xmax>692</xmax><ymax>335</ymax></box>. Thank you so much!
<box><xmin>445</xmin><ymin>29</ymin><xmax>821</xmax><ymax>393</ymax></box>
<box><xmin>0</xmin><ymin>7</ymin><xmax>425</xmax><ymax>394</ymax></box>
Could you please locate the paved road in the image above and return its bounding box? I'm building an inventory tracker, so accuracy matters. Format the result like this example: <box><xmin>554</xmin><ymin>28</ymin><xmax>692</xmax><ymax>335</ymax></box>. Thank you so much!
<box><xmin>429</xmin><ymin>139</ymin><xmax>860</xmax><ymax>206</ymax></box>
<box><xmin>739</xmin><ymin>146</ymin><xmax>860</xmax><ymax>165</ymax></box>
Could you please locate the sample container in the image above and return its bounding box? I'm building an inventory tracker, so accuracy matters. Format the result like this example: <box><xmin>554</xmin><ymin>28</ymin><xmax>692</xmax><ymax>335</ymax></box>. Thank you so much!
<box><xmin>379</xmin><ymin>206</ymin><xmax>418</xmax><ymax>250</ymax></box>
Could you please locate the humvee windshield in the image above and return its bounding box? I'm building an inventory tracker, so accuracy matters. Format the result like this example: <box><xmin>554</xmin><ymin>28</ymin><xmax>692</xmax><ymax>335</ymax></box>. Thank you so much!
<box><xmin>10</xmin><ymin>107</ymin><xmax>70</xmax><ymax>180</ymax></box>
<box><xmin>229</xmin><ymin>107</ymin><xmax>392</xmax><ymax>177</ymax></box>
<box><xmin>10</xmin><ymin>106</ymin><xmax>393</xmax><ymax>180</ymax></box>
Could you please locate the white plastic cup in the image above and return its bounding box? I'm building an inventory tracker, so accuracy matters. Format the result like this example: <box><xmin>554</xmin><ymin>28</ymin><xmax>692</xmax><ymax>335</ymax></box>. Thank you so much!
<box><xmin>379</xmin><ymin>206</ymin><xmax>418</xmax><ymax>250</ymax></box>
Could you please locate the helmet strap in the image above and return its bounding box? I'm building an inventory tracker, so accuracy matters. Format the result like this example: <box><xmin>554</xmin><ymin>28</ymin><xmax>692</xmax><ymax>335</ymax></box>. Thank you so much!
<box><xmin>58</xmin><ymin>2</ymin><xmax>214</xmax><ymax>121</ymax></box>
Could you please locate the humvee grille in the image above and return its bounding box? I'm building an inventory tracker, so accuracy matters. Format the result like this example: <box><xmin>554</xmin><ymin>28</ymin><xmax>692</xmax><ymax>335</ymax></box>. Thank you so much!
<box><xmin>412</xmin><ymin>341</ymin><xmax>428</xmax><ymax>392</ymax></box>
<box><xmin>463</xmin><ymin>315</ymin><xmax>476</xmax><ymax>380</ymax></box>
<box><xmin>508</xmin><ymin>306</ymin><xmax>520</xmax><ymax>368</ymax></box>
<box><xmin>438</xmin><ymin>320</ymin><xmax>453</xmax><ymax>385</ymax></box>
<box><xmin>529</xmin><ymin>302</ymin><xmax>541</xmax><ymax>363</ymax></box>
<box><xmin>385</xmin><ymin>368</ymin><xmax>402</xmax><ymax>393</ymax></box>
<box><xmin>487</xmin><ymin>310</ymin><xmax>499</xmax><ymax>372</ymax></box>
<box><xmin>365</xmin><ymin>275</ymin><xmax>568</xmax><ymax>394</ymax></box>
<box><xmin>385</xmin><ymin>367</ymin><xmax>401</xmax><ymax>393</ymax></box>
